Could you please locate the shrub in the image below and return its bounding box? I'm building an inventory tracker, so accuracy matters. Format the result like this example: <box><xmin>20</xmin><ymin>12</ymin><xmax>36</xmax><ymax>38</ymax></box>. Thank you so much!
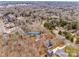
<box><xmin>63</xmin><ymin>31</ymin><xmax>73</xmax><ymax>41</ymax></box>
<box><xmin>44</xmin><ymin>22</ymin><xmax>54</xmax><ymax>30</ymax></box>
<box><xmin>65</xmin><ymin>21</ymin><xmax>79</xmax><ymax>30</ymax></box>
<box><xmin>59</xmin><ymin>18</ymin><xmax>67</xmax><ymax>27</ymax></box>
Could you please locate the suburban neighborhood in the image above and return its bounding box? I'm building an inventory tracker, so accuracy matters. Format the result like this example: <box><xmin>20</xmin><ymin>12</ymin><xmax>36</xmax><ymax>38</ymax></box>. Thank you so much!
<box><xmin>0</xmin><ymin>1</ymin><xmax>79</xmax><ymax>57</ymax></box>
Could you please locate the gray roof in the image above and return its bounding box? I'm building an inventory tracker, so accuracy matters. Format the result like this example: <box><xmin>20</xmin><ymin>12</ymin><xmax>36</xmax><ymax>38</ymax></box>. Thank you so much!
<box><xmin>55</xmin><ymin>49</ymin><xmax>68</xmax><ymax>57</ymax></box>
<box><xmin>47</xmin><ymin>49</ymin><xmax>53</xmax><ymax>56</ymax></box>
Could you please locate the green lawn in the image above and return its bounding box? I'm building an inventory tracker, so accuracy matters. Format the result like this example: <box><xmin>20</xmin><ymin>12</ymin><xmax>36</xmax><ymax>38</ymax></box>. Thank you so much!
<box><xmin>64</xmin><ymin>45</ymin><xmax>79</xmax><ymax>57</ymax></box>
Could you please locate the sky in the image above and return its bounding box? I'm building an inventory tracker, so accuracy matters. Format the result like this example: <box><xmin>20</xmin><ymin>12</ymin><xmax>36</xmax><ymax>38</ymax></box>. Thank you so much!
<box><xmin>0</xmin><ymin>0</ymin><xmax>79</xmax><ymax>1</ymax></box>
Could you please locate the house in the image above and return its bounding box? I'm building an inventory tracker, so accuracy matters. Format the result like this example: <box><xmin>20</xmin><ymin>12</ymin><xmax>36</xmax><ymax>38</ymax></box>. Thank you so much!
<box><xmin>44</xmin><ymin>39</ymin><xmax>53</xmax><ymax>48</ymax></box>
<box><xmin>0</xmin><ymin>13</ymin><xmax>3</xmax><ymax>18</ymax></box>
<box><xmin>3</xmin><ymin>14</ymin><xmax>16</xmax><ymax>23</ymax></box>
<box><xmin>55</xmin><ymin>49</ymin><xmax>68</xmax><ymax>57</ymax></box>
<box><xmin>47</xmin><ymin>45</ymin><xmax>67</xmax><ymax>57</ymax></box>
<box><xmin>4</xmin><ymin>23</ymin><xmax>15</xmax><ymax>28</ymax></box>
<box><xmin>47</xmin><ymin>49</ymin><xmax>53</xmax><ymax>56</ymax></box>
